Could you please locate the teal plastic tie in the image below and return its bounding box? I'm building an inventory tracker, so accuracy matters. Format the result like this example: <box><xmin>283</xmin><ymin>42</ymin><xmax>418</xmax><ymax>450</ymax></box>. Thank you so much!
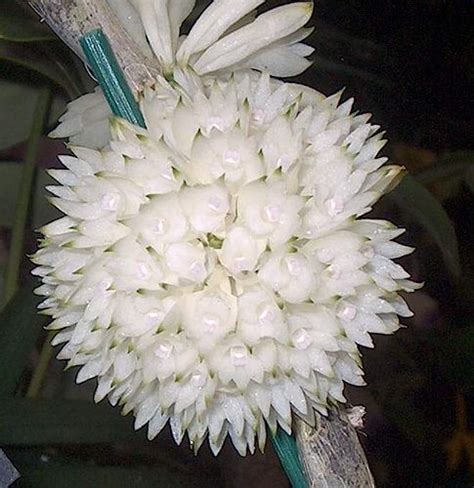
<box><xmin>80</xmin><ymin>29</ymin><xmax>146</xmax><ymax>129</ymax></box>
<box><xmin>271</xmin><ymin>428</ymin><xmax>308</xmax><ymax>488</ymax></box>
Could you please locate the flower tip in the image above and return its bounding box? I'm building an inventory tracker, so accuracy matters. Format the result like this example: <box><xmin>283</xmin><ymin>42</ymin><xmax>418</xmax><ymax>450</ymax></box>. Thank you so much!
<box><xmin>303</xmin><ymin>1</ymin><xmax>314</xmax><ymax>16</ymax></box>
<box><xmin>390</xmin><ymin>165</ymin><xmax>408</xmax><ymax>189</ymax></box>
<box><xmin>147</xmin><ymin>430</ymin><xmax>157</xmax><ymax>441</ymax></box>
<box><xmin>93</xmin><ymin>394</ymin><xmax>103</xmax><ymax>404</ymax></box>
<box><xmin>48</xmin><ymin>127</ymin><xmax>61</xmax><ymax>138</ymax></box>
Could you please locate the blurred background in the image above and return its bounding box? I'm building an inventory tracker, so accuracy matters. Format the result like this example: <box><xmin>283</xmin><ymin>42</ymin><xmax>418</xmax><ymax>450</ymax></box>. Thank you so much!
<box><xmin>0</xmin><ymin>0</ymin><xmax>473</xmax><ymax>486</ymax></box>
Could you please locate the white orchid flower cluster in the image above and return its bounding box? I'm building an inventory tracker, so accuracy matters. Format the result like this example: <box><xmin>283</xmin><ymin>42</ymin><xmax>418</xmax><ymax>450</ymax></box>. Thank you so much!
<box><xmin>33</xmin><ymin>0</ymin><xmax>420</xmax><ymax>455</ymax></box>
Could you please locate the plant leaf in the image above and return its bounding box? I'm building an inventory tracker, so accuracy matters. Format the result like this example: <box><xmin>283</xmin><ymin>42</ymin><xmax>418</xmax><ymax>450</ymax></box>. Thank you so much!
<box><xmin>0</xmin><ymin>40</ymin><xmax>82</xmax><ymax>98</ymax></box>
<box><xmin>34</xmin><ymin>170</ymin><xmax>63</xmax><ymax>228</ymax></box>
<box><xmin>0</xmin><ymin>1</ymin><xmax>55</xmax><ymax>42</ymax></box>
<box><xmin>0</xmin><ymin>284</ymin><xmax>45</xmax><ymax>395</ymax></box>
<box><xmin>389</xmin><ymin>174</ymin><xmax>461</xmax><ymax>278</ymax></box>
<box><xmin>0</xmin><ymin>398</ymin><xmax>224</xmax><ymax>486</ymax></box>
<box><xmin>415</xmin><ymin>151</ymin><xmax>474</xmax><ymax>185</ymax></box>
<box><xmin>2</xmin><ymin>401</ymin><xmax>224</xmax><ymax>484</ymax></box>
<box><xmin>0</xmin><ymin>398</ymin><xmax>139</xmax><ymax>445</ymax></box>
<box><xmin>0</xmin><ymin>80</ymin><xmax>66</xmax><ymax>150</ymax></box>
<box><xmin>0</xmin><ymin>162</ymin><xmax>61</xmax><ymax>226</ymax></box>
<box><xmin>7</xmin><ymin>464</ymin><xmax>207</xmax><ymax>488</ymax></box>
<box><xmin>0</xmin><ymin>162</ymin><xmax>20</xmax><ymax>224</ymax></box>
<box><xmin>5</xmin><ymin>445</ymin><xmax>216</xmax><ymax>488</ymax></box>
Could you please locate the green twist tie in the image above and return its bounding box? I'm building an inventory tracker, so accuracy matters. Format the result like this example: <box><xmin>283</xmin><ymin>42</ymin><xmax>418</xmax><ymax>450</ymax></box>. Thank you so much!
<box><xmin>80</xmin><ymin>29</ymin><xmax>146</xmax><ymax>129</ymax></box>
<box><xmin>271</xmin><ymin>428</ymin><xmax>308</xmax><ymax>488</ymax></box>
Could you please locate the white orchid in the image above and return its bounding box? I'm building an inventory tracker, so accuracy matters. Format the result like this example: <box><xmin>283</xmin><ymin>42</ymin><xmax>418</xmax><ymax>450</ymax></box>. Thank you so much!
<box><xmin>34</xmin><ymin>0</ymin><xmax>420</xmax><ymax>456</ymax></box>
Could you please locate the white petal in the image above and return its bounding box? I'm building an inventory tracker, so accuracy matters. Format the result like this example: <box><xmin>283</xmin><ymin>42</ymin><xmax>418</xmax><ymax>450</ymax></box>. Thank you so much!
<box><xmin>132</xmin><ymin>0</ymin><xmax>173</xmax><ymax>67</ymax></box>
<box><xmin>168</xmin><ymin>0</ymin><xmax>196</xmax><ymax>50</ymax></box>
<box><xmin>135</xmin><ymin>393</ymin><xmax>161</xmax><ymax>429</ymax></box>
<box><xmin>107</xmin><ymin>0</ymin><xmax>154</xmax><ymax>57</ymax></box>
<box><xmin>220</xmin><ymin>226</ymin><xmax>264</xmax><ymax>275</ymax></box>
<box><xmin>147</xmin><ymin>410</ymin><xmax>169</xmax><ymax>439</ymax></box>
<box><xmin>76</xmin><ymin>357</ymin><xmax>104</xmax><ymax>383</ymax></box>
<box><xmin>238</xmin><ymin>43</ymin><xmax>313</xmax><ymax>77</ymax></box>
<box><xmin>193</xmin><ymin>2</ymin><xmax>313</xmax><ymax>74</ymax></box>
<box><xmin>230</xmin><ymin>27</ymin><xmax>314</xmax><ymax>76</ymax></box>
<box><xmin>177</xmin><ymin>0</ymin><xmax>265</xmax><ymax>62</ymax></box>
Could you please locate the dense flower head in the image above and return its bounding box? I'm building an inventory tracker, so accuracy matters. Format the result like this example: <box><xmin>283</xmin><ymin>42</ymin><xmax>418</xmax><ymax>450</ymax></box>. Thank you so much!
<box><xmin>33</xmin><ymin>0</ymin><xmax>420</xmax><ymax>455</ymax></box>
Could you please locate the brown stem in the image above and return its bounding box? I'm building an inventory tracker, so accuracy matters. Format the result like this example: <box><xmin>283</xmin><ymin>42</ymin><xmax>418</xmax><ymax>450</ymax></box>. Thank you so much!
<box><xmin>295</xmin><ymin>410</ymin><xmax>376</xmax><ymax>487</ymax></box>
<box><xmin>27</xmin><ymin>0</ymin><xmax>161</xmax><ymax>94</ymax></box>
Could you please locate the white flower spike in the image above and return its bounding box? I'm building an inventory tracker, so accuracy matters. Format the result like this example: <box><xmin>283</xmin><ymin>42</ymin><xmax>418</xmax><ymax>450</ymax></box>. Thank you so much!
<box><xmin>36</xmin><ymin>0</ymin><xmax>420</xmax><ymax>456</ymax></box>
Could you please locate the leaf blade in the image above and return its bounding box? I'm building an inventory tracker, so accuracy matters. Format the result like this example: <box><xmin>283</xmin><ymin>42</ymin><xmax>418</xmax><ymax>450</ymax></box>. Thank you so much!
<box><xmin>0</xmin><ymin>40</ymin><xmax>82</xmax><ymax>98</ymax></box>
<box><xmin>6</xmin><ymin>447</ymin><xmax>221</xmax><ymax>488</ymax></box>
<box><xmin>0</xmin><ymin>398</ymin><xmax>138</xmax><ymax>445</ymax></box>
<box><xmin>0</xmin><ymin>285</ymin><xmax>45</xmax><ymax>395</ymax></box>
<box><xmin>11</xmin><ymin>464</ymin><xmax>205</xmax><ymax>488</ymax></box>
<box><xmin>0</xmin><ymin>162</ymin><xmax>61</xmax><ymax>227</ymax></box>
<box><xmin>389</xmin><ymin>174</ymin><xmax>461</xmax><ymax>278</ymax></box>
<box><xmin>0</xmin><ymin>1</ymin><xmax>55</xmax><ymax>42</ymax></box>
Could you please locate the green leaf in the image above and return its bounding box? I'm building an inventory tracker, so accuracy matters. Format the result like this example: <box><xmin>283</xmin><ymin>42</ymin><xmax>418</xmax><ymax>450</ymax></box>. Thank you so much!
<box><xmin>0</xmin><ymin>80</ymin><xmax>66</xmax><ymax>150</ymax></box>
<box><xmin>415</xmin><ymin>151</ymin><xmax>474</xmax><ymax>198</ymax></box>
<box><xmin>6</xmin><ymin>448</ymin><xmax>221</xmax><ymax>488</ymax></box>
<box><xmin>0</xmin><ymin>162</ymin><xmax>61</xmax><ymax>227</ymax></box>
<box><xmin>416</xmin><ymin>162</ymin><xmax>468</xmax><ymax>186</ymax></box>
<box><xmin>2</xmin><ymin>403</ymin><xmax>224</xmax><ymax>485</ymax></box>
<box><xmin>0</xmin><ymin>285</ymin><xmax>45</xmax><ymax>395</ymax></box>
<box><xmin>0</xmin><ymin>163</ymin><xmax>19</xmax><ymax>224</ymax></box>
<box><xmin>9</xmin><ymin>464</ymin><xmax>206</xmax><ymax>488</ymax></box>
<box><xmin>389</xmin><ymin>174</ymin><xmax>461</xmax><ymax>278</ymax></box>
<box><xmin>34</xmin><ymin>170</ymin><xmax>63</xmax><ymax>229</ymax></box>
<box><xmin>0</xmin><ymin>2</ymin><xmax>55</xmax><ymax>42</ymax></box>
<box><xmin>0</xmin><ymin>398</ymin><xmax>140</xmax><ymax>445</ymax></box>
<box><xmin>0</xmin><ymin>40</ymin><xmax>82</xmax><ymax>98</ymax></box>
